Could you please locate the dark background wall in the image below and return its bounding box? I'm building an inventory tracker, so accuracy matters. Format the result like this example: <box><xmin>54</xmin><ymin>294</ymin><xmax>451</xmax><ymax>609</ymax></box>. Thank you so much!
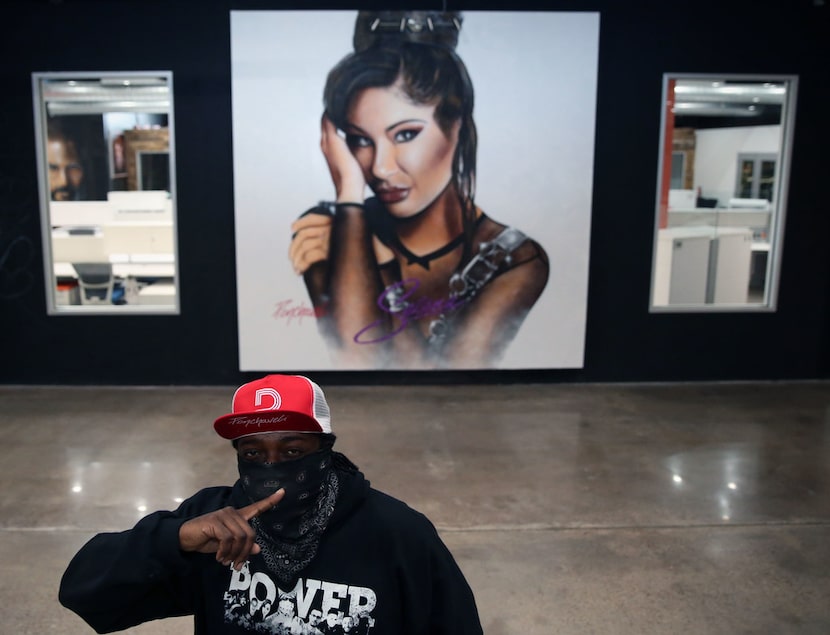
<box><xmin>1</xmin><ymin>0</ymin><xmax>828</xmax><ymax>386</ymax></box>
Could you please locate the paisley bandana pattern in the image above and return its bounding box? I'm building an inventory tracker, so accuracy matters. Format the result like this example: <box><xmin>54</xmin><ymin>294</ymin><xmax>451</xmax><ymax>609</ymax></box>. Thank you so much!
<box><xmin>250</xmin><ymin>469</ymin><xmax>339</xmax><ymax>588</ymax></box>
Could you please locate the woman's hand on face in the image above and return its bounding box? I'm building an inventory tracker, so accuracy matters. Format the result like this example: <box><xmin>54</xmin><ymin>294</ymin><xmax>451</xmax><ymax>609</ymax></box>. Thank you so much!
<box><xmin>289</xmin><ymin>213</ymin><xmax>333</xmax><ymax>275</ymax></box>
<box><xmin>320</xmin><ymin>114</ymin><xmax>366</xmax><ymax>203</ymax></box>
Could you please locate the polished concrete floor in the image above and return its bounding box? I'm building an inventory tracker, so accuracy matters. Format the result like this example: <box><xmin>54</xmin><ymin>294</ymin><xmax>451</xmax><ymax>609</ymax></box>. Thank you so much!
<box><xmin>1</xmin><ymin>381</ymin><xmax>829</xmax><ymax>634</ymax></box>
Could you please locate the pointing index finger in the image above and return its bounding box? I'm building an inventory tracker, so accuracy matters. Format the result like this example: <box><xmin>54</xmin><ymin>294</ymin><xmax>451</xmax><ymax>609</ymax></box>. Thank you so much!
<box><xmin>240</xmin><ymin>489</ymin><xmax>285</xmax><ymax>521</ymax></box>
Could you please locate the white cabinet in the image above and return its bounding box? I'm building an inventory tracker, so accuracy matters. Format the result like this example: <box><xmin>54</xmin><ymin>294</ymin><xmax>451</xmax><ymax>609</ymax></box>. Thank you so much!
<box><xmin>710</xmin><ymin>228</ymin><xmax>753</xmax><ymax>303</ymax></box>
<box><xmin>653</xmin><ymin>226</ymin><xmax>752</xmax><ymax>306</ymax></box>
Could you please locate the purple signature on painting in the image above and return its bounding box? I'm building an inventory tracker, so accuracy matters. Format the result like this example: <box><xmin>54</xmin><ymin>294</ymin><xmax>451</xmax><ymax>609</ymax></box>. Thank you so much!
<box><xmin>353</xmin><ymin>279</ymin><xmax>467</xmax><ymax>345</ymax></box>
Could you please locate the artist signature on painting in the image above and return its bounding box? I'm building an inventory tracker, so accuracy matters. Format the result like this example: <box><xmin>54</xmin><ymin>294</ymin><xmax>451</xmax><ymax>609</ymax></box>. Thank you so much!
<box><xmin>354</xmin><ymin>278</ymin><xmax>466</xmax><ymax>344</ymax></box>
<box><xmin>272</xmin><ymin>299</ymin><xmax>324</xmax><ymax>326</ymax></box>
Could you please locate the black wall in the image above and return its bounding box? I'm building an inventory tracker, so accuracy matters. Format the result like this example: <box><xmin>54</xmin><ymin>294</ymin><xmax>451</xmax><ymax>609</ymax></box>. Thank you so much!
<box><xmin>1</xmin><ymin>0</ymin><xmax>828</xmax><ymax>386</ymax></box>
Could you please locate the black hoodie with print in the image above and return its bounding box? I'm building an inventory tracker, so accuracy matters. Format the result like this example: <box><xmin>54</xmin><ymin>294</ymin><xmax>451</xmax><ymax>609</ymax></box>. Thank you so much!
<box><xmin>59</xmin><ymin>468</ymin><xmax>483</xmax><ymax>635</ymax></box>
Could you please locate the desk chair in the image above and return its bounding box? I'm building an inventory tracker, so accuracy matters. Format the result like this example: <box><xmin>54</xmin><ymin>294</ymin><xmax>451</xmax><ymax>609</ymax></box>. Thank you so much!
<box><xmin>72</xmin><ymin>263</ymin><xmax>115</xmax><ymax>305</ymax></box>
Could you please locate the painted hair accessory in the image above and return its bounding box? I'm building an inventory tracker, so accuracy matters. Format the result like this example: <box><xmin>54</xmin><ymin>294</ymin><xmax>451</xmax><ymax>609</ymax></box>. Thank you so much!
<box><xmin>353</xmin><ymin>10</ymin><xmax>462</xmax><ymax>53</ymax></box>
<box><xmin>213</xmin><ymin>374</ymin><xmax>332</xmax><ymax>440</ymax></box>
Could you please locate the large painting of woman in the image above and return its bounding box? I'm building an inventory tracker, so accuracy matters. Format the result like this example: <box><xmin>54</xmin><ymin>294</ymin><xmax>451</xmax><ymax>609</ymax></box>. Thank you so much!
<box><xmin>231</xmin><ymin>10</ymin><xmax>599</xmax><ymax>371</ymax></box>
<box><xmin>289</xmin><ymin>12</ymin><xmax>549</xmax><ymax>369</ymax></box>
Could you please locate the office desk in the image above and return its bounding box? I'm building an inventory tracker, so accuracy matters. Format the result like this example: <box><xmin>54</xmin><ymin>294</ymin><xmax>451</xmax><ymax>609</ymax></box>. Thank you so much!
<box><xmin>136</xmin><ymin>282</ymin><xmax>176</xmax><ymax>306</ymax></box>
<box><xmin>52</xmin><ymin>222</ymin><xmax>175</xmax><ymax>281</ymax></box>
<box><xmin>54</xmin><ymin>261</ymin><xmax>176</xmax><ymax>280</ymax></box>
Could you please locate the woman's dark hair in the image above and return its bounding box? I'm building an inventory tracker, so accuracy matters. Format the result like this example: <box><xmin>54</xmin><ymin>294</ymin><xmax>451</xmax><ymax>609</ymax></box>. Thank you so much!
<box><xmin>323</xmin><ymin>11</ymin><xmax>478</xmax><ymax>264</ymax></box>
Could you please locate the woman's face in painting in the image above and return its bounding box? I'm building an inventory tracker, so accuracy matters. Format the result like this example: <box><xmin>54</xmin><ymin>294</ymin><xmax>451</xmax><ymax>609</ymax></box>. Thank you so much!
<box><xmin>344</xmin><ymin>83</ymin><xmax>459</xmax><ymax>218</ymax></box>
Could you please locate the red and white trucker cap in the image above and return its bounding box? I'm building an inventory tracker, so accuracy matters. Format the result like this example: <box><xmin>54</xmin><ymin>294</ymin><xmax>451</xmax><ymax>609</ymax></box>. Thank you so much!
<box><xmin>214</xmin><ymin>375</ymin><xmax>332</xmax><ymax>440</ymax></box>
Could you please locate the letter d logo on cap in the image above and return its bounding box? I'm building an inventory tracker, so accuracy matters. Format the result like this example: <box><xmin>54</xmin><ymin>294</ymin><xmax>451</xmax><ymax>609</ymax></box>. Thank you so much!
<box><xmin>254</xmin><ymin>388</ymin><xmax>281</xmax><ymax>411</ymax></box>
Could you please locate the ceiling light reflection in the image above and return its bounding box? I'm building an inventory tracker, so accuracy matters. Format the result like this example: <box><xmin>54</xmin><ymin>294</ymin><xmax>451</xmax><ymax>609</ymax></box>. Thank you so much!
<box><xmin>718</xmin><ymin>494</ymin><xmax>732</xmax><ymax>523</ymax></box>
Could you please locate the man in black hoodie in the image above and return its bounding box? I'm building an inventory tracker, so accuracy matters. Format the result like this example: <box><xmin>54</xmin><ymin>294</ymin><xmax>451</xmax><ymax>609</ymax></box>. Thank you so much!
<box><xmin>59</xmin><ymin>374</ymin><xmax>483</xmax><ymax>634</ymax></box>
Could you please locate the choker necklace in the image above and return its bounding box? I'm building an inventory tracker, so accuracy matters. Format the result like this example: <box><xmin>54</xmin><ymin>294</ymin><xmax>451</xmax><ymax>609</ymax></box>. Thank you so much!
<box><xmin>393</xmin><ymin>215</ymin><xmax>485</xmax><ymax>270</ymax></box>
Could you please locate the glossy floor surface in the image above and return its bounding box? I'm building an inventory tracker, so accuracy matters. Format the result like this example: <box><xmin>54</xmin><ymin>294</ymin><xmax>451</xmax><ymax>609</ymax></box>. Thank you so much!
<box><xmin>1</xmin><ymin>381</ymin><xmax>829</xmax><ymax>634</ymax></box>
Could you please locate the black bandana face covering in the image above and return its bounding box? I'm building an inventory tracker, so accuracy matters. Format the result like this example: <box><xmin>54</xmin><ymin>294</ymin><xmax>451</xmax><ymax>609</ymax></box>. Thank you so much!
<box><xmin>237</xmin><ymin>449</ymin><xmax>339</xmax><ymax>588</ymax></box>
<box><xmin>238</xmin><ymin>448</ymin><xmax>334</xmax><ymax>535</ymax></box>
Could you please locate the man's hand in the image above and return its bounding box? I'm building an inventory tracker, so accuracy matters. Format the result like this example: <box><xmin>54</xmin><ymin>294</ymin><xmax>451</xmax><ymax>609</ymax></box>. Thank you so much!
<box><xmin>178</xmin><ymin>489</ymin><xmax>285</xmax><ymax>570</ymax></box>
